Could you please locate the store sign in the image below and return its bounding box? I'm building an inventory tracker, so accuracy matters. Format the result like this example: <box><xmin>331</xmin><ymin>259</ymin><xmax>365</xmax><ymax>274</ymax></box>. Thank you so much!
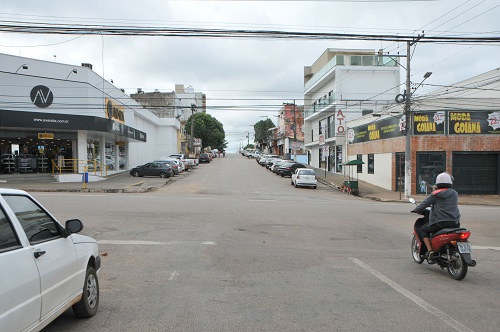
<box><xmin>449</xmin><ymin>111</ymin><xmax>500</xmax><ymax>135</ymax></box>
<box><xmin>38</xmin><ymin>133</ymin><xmax>54</xmax><ymax>139</ymax></box>
<box><xmin>412</xmin><ymin>111</ymin><xmax>445</xmax><ymax>135</ymax></box>
<box><xmin>349</xmin><ymin>115</ymin><xmax>404</xmax><ymax>143</ymax></box>
<box><xmin>336</xmin><ymin>110</ymin><xmax>346</xmax><ymax>135</ymax></box>
<box><xmin>30</xmin><ymin>85</ymin><xmax>53</xmax><ymax>108</ymax></box>
<box><xmin>105</xmin><ymin>98</ymin><xmax>125</xmax><ymax>123</ymax></box>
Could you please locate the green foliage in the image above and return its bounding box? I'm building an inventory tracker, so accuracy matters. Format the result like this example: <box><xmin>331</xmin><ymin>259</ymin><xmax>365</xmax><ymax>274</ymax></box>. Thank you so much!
<box><xmin>253</xmin><ymin>119</ymin><xmax>275</xmax><ymax>143</ymax></box>
<box><xmin>186</xmin><ymin>112</ymin><xmax>226</xmax><ymax>150</ymax></box>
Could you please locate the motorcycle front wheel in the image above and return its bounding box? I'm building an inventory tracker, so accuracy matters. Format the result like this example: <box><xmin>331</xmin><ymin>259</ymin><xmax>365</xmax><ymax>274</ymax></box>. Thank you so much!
<box><xmin>447</xmin><ymin>247</ymin><xmax>468</xmax><ymax>280</ymax></box>
<box><xmin>411</xmin><ymin>235</ymin><xmax>424</xmax><ymax>264</ymax></box>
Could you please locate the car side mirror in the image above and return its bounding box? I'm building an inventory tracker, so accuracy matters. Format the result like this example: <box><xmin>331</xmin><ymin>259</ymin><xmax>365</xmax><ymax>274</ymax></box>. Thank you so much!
<box><xmin>408</xmin><ymin>198</ymin><xmax>416</xmax><ymax>204</ymax></box>
<box><xmin>66</xmin><ymin>219</ymin><xmax>84</xmax><ymax>234</ymax></box>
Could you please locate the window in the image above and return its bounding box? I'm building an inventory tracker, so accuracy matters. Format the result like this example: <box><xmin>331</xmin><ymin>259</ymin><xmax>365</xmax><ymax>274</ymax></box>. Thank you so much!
<box><xmin>357</xmin><ymin>154</ymin><xmax>363</xmax><ymax>173</ymax></box>
<box><xmin>3</xmin><ymin>195</ymin><xmax>61</xmax><ymax>243</ymax></box>
<box><xmin>318</xmin><ymin>120</ymin><xmax>324</xmax><ymax>135</ymax></box>
<box><xmin>327</xmin><ymin>115</ymin><xmax>335</xmax><ymax>138</ymax></box>
<box><xmin>336</xmin><ymin>55</ymin><xmax>344</xmax><ymax>65</ymax></box>
<box><xmin>362</xmin><ymin>109</ymin><xmax>373</xmax><ymax>116</ymax></box>
<box><xmin>362</xmin><ymin>55</ymin><xmax>374</xmax><ymax>66</ymax></box>
<box><xmin>416</xmin><ymin>152</ymin><xmax>446</xmax><ymax>194</ymax></box>
<box><xmin>351</xmin><ymin>55</ymin><xmax>361</xmax><ymax>66</ymax></box>
<box><xmin>368</xmin><ymin>154</ymin><xmax>374</xmax><ymax>174</ymax></box>
<box><xmin>0</xmin><ymin>207</ymin><xmax>21</xmax><ymax>251</ymax></box>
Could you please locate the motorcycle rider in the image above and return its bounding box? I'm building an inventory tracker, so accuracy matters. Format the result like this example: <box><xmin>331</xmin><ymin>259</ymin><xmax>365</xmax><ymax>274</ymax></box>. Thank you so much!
<box><xmin>412</xmin><ymin>172</ymin><xmax>461</xmax><ymax>262</ymax></box>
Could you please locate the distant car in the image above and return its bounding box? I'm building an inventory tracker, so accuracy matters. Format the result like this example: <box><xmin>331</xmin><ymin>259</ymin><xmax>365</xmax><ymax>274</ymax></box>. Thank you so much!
<box><xmin>199</xmin><ymin>153</ymin><xmax>211</xmax><ymax>163</ymax></box>
<box><xmin>265</xmin><ymin>157</ymin><xmax>280</xmax><ymax>169</ymax></box>
<box><xmin>291</xmin><ymin>168</ymin><xmax>317</xmax><ymax>189</ymax></box>
<box><xmin>271</xmin><ymin>159</ymin><xmax>291</xmax><ymax>174</ymax></box>
<box><xmin>130</xmin><ymin>162</ymin><xmax>174</xmax><ymax>178</ymax></box>
<box><xmin>278</xmin><ymin>162</ymin><xmax>307</xmax><ymax>177</ymax></box>
<box><xmin>0</xmin><ymin>189</ymin><xmax>101</xmax><ymax>331</ymax></box>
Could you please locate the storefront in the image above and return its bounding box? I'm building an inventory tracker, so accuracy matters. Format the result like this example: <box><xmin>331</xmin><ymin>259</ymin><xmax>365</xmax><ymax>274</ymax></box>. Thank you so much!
<box><xmin>0</xmin><ymin>53</ymin><xmax>179</xmax><ymax>177</ymax></box>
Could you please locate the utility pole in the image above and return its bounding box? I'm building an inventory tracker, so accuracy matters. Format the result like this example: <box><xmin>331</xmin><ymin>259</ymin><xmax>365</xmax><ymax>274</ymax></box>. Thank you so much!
<box><xmin>404</xmin><ymin>34</ymin><xmax>423</xmax><ymax>198</ymax></box>
<box><xmin>190</xmin><ymin>103</ymin><xmax>196</xmax><ymax>154</ymax></box>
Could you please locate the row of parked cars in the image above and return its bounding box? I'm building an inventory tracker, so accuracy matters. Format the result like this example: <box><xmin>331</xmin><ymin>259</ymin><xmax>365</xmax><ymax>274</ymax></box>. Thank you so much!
<box><xmin>254</xmin><ymin>154</ymin><xmax>318</xmax><ymax>189</ymax></box>
<box><xmin>129</xmin><ymin>154</ymin><xmax>200</xmax><ymax>178</ymax></box>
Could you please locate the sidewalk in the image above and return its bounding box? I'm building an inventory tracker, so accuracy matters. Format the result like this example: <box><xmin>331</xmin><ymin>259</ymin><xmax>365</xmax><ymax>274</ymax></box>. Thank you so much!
<box><xmin>314</xmin><ymin>168</ymin><xmax>500</xmax><ymax>206</ymax></box>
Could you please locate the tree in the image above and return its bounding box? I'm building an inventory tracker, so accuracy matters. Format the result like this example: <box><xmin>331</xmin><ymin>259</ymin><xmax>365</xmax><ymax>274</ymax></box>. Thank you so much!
<box><xmin>254</xmin><ymin>119</ymin><xmax>275</xmax><ymax>144</ymax></box>
<box><xmin>185</xmin><ymin>112</ymin><xmax>226</xmax><ymax>151</ymax></box>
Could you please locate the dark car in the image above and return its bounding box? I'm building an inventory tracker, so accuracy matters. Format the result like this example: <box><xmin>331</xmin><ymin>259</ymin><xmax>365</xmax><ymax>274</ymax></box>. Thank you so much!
<box><xmin>199</xmin><ymin>153</ymin><xmax>211</xmax><ymax>163</ymax></box>
<box><xmin>277</xmin><ymin>162</ymin><xmax>307</xmax><ymax>177</ymax></box>
<box><xmin>130</xmin><ymin>162</ymin><xmax>173</xmax><ymax>178</ymax></box>
<box><xmin>157</xmin><ymin>160</ymin><xmax>179</xmax><ymax>175</ymax></box>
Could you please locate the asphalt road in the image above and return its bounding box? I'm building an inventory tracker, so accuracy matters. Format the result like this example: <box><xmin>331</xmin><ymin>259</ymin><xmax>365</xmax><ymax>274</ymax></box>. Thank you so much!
<box><xmin>38</xmin><ymin>153</ymin><xmax>500</xmax><ymax>332</ymax></box>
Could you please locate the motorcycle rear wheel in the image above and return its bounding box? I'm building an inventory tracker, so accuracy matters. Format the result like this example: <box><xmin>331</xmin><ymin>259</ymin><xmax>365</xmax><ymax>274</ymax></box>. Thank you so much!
<box><xmin>411</xmin><ymin>235</ymin><xmax>424</xmax><ymax>264</ymax></box>
<box><xmin>447</xmin><ymin>248</ymin><xmax>468</xmax><ymax>280</ymax></box>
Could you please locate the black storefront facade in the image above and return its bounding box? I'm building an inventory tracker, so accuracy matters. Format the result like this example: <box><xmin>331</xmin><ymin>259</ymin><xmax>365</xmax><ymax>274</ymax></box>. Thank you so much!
<box><xmin>0</xmin><ymin>109</ymin><xmax>146</xmax><ymax>174</ymax></box>
<box><xmin>346</xmin><ymin>110</ymin><xmax>500</xmax><ymax>195</ymax></box>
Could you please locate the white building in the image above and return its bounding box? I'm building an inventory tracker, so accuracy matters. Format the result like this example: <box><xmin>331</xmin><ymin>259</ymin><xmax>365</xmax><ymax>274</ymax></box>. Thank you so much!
<box><xmin>0</xmin><ymin>53</ymin><xmax>180</xmax><ymax>176</ymax></box>
<box><xmin>303</xmin><ymin>48</ymin><xmax>401</xmax><ymax>172</ymax></box>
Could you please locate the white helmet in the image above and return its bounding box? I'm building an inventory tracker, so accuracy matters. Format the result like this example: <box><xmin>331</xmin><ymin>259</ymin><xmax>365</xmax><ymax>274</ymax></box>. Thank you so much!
<box><xmin>435</xmin><ymin>172</ymin><xmax>453</xmax><ymax>188</ymax></box>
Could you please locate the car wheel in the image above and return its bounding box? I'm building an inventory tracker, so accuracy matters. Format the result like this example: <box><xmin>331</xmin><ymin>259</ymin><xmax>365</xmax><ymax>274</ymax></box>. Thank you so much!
<box><xmin>295</xmin><ymin>182</ymin><xmax>299</xmax><ymax>188</ymax></box>
<box><xmin>159</xmin><ymin>172</ymin><xmax>166</xmax><ymax>178</ymax></box>
<box><xmin>108</xmin><ymin>164</ymin><xmax>114</xmax><ymax>170</ymax></box>
<box><xmin>291</xmin><ymin>180</ymin><xmax>294</xmax><ymax>185</ymax></box>
<box><xmin>73</xmin><ymin>266</ymin><xmax>99</xmax><ymax>318</ymax></box>
<box><xmin>280</xmin><ymin>174</ymin><xmax>284</xmax><ymax>177</ymax></box>
<box><xmin>132</xmin><ymin>171</ymin><xmax>139</xmax><ymax>177</ymax></box>
<box><xmin>313</xmin><ymin>185</ymin><xmax>317</xmax><ymax>189</ymax></box>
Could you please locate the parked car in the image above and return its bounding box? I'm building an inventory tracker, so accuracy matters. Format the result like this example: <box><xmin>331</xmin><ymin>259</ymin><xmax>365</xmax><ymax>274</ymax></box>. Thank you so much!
<box><xmin>169</xmin><ymin>154</ymin><xmax>190</xmax><ymax>170</ymax></box>
<box><xmin>265</xmin><ymin>157</ymin><xmax>280</xmax><ymax>169</ymax></box>
<box><xmin>271</xmin><ymin>159</ymin><xmax>291</xmax><ymax>174</ymax></box>
<box><xmin>0</xmin><ymin>188</ymin><xmax>101</xmax><ymax>331</ymax></box>
<box><xmin>278</xmin><ymin>162</ymin><xmax>307</xmax><ymax>177</ymax></box>
<box><xmin>259</xmin><ymin>155</ymin><xmax>278</xmax><ymax>166</ymax></box>
<box><xmin>291</xmin><ymin>168</ymin><xmax>317</xmax><ymax>189</ymax></box>
<box><xmin>155</xmin><ymin>160</ymin><xmax>179</xmax><ymax>175</ymax></box>
<box><xmin>158</xmin><ymin>157</ymin><xmax>184</xmax><ymax>172</ymax></box>
<box><xmin>130</xmin><ymin>162</ymin><xmax>174</xmax><ymax>178</ymax></box>
<box><xmin>199</xmin><ymin>153</ymin><xmax>211</xmax><ymax>163</ymax></box>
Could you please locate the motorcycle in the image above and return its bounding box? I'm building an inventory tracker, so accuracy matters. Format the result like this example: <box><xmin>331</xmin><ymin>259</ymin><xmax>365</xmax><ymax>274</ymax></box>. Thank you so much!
<box><xmin>409</xmin><ymin>198</ymin><xmax>476</xmax><ymax>280</ymax></box>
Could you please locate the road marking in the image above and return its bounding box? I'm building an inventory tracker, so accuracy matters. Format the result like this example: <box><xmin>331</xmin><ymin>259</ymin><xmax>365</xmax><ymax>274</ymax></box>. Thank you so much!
<box><xmin>186</xmin><ymin>197</ymin><xmax>217</xmax><ymax>200</ymax></box>
<box><xmin>472</xmin><ymin>246</ymin><xmax>500</xmax><ymax>251</ymax></box>
<box><xmin>249</xmin><ymin>199</ymin><xmax>275</xmax><ymax>202</ymax></box>
<box><xmin>98</xmin><ymin>240</ymin><xmax>217</xmax><ymax>246</ymax></box>
<box><xmin>350</xmin><ymin>258</ymin><xmax>474</xmax><ymax>332</ymax></box>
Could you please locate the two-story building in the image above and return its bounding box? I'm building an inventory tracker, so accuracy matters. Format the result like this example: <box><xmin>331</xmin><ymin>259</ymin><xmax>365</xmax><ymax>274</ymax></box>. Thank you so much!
<box><xmin>303</xmin><ymin>48</ymin><xmax>400</xmax><ymax>172</ymax></box>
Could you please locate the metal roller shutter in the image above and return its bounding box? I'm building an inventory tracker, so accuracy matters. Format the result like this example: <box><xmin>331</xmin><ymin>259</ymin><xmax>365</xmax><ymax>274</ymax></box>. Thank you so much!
<box><xmin>453</xmin><ymin>153</ymin><xmax>498</xmax><ymax>194</ymax></box>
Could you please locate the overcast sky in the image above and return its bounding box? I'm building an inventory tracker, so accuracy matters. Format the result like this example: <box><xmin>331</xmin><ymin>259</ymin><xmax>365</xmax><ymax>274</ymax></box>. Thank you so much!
<box><xmin>1</xmin><ymin>0</ymin><xmax>499</xmax><ymax>152</ymax></box>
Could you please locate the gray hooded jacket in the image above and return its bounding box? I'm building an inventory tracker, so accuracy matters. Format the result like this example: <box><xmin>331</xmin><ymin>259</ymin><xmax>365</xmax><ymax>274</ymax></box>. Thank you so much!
<box><xmin>413</xmin><ymin>188</ymin><xmax>461</xmax><ymax>226</ymax></box>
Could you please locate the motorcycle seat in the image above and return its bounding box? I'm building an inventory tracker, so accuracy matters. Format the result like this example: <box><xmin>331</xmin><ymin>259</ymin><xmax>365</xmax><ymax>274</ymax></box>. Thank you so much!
<box><xmin>431</xmin><ymin>228</ymin><xmax>467</xmax><ymax>237</ymax></box>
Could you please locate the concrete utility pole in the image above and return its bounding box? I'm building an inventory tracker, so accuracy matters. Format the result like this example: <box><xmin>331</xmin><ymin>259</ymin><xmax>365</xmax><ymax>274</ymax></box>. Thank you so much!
<box><xmin>293</xmin><ymin>100</ymin><xmax>297</xmax><ymax>161</ymax></box>
<box><xmin>404</xmin><ymin>34</ymin><xmax>423</xmax><ymax>198</ymax></box>
<box><xmin>190</xmin><ymin>104</ymin><xmax>196</xmax><ymax>153</ymax></box>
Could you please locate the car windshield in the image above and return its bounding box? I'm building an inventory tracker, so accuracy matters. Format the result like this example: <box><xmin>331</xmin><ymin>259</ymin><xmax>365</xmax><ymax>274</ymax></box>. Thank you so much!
<box><xmin>299</xmin><ymin>169</ymin><xmax>315</xmax><ymax>175</ymax></box>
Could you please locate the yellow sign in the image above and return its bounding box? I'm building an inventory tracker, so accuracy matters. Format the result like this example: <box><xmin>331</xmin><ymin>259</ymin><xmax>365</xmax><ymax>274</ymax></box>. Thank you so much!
<box><xmin>105</xmin><ymin>98</ymin><xmax>125</xmax><ymax>123</ymax></box>
<box><xmin>38</xmin><ymin>133</ymin><xmax>54</xmax><ymax>139</ymax></box>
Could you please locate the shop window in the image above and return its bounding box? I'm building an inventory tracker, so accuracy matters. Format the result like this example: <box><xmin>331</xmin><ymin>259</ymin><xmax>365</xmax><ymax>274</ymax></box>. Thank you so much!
<box><xmin>357</xmin><ymin>154</ymin><xmax>363</xmax><ymax>173</ymax></box>
<box><xmin>395</xmin><ymin>152</ymin><xmax>405</xmax><ymax>193</ymax></box>
<box><xmin>368</xmin><ymin>154</ymin><xmax>374</xmax><ymax>174</ymax></box>
<box><xmin>336</xmin><ymin>145</ymin><xmax>343</xmax><ymax>173</ymax></box>
<box><xmin>416</xmin><ymin>152</ymin><xmax>446</xmax><ymax>194</ymax></box>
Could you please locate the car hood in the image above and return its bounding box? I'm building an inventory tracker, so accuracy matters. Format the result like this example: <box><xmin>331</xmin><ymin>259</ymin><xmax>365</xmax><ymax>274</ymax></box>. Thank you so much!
<box><xmin>71</xmin><ymin>233</ymin><xmax>98</xmax><ymax>244</ymax></box>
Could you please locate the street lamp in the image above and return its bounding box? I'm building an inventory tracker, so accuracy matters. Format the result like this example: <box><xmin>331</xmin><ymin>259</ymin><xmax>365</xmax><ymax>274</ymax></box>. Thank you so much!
<box><xmin>15</xmin><ymin>64</ymin><xmax>28</xmax><ymax>73</ymax></box>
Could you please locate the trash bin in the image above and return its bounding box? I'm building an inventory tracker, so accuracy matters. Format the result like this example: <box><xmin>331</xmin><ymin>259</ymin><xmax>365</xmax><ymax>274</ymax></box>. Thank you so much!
<box><xmin>82</xmin><ymin>172</ymin><xmax>89</xmax><ymax>183</ymax></box>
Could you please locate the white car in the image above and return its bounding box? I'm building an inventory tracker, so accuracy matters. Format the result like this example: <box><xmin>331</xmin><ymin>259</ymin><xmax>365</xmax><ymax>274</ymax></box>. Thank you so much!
<box><xmin>0</xmin><ymin>189</ymin><xmax>101</xmax><ymax>331</ymax></box>
<box><xmin>291</xmin><ymin>168</ymin><xmax>317</xmax><ymax>189</ymax></box>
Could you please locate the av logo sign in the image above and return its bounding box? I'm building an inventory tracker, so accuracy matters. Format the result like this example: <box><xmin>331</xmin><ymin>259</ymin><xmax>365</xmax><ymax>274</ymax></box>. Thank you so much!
<box><xmin>30</xmin><ymin>85</ymin><xmax>53</xmax><ymax>108</ymax></box>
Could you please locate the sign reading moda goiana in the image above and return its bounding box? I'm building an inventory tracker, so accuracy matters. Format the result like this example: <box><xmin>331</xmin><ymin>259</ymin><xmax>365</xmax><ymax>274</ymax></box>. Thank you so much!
<box><xmin>449</xmin><ymin>111</ymin><xmax>500</xmax><ymax>135</ymax></box>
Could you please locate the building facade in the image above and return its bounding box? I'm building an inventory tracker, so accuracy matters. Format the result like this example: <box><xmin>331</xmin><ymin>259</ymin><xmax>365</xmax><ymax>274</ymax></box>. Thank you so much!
<box><xmin>303</xmin><ymin>48</ymin><xmax>400</xmax><ymax>172</ymax></box>
<box><xmin>0</xmin><ymin>53</ymin><xmax>180</xmax><ymax>176</ymax></box>
<box><xmin>130</xmin><ymin>84</ymin><xmax>206</xmax><ymax>155</ymax></box>
<box><xmin>344</xmin><ymin>68</ymin><xmax>500</xmax><ymax>195</ymax></box>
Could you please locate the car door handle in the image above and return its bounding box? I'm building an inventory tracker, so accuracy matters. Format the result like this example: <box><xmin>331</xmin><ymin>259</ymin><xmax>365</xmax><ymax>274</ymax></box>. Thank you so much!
<box><xmin>34</xmin><ymin>250</ymin><xmax>46</xmax><ymax>259</ymax></box>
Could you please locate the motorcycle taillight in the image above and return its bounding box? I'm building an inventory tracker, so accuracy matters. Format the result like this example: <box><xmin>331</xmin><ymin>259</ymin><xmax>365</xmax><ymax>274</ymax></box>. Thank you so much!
<box><xmin>460</xmin><ymin>231</ymin><xmax>471</xmax><ymax>240</ymax></box>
